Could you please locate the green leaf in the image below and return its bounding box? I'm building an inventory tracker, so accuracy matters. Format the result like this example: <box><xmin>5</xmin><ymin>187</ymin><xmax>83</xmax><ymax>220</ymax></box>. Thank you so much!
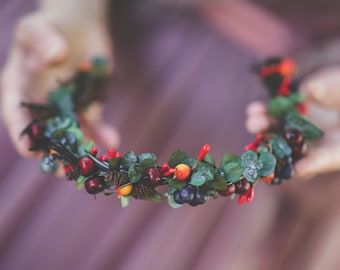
<box><xmin>120</xmin><ymin>196</ymin><xmax>130</xmax><ymax>208</ymax></box>
<box><xmin>190</xmin><ymin>171</ymin><xmax>207</xmax><ymax>187</ymax></box>
<box><xmin>167</xmin><ymin>178</ymin><xmax>187</xmax><ymax>189</ymax></box>
<box><xmin>285</xmin><ymin>113</ymin><xmax>324</xmax><ymax>141</ymax></box>
<box><xmin>167</xmin><ymin>193</ymin><xmax>183</xmax><ymax>208</ymax></box>
<box><xmin>270</xmin><ymin>136</ymin><xmax>292</xmax><ymax>158</ymax></box>
<box><xmin>78</xmin><ymin>140</ymin><xmax>94</xmax><ymax>156</ymax></box>
<box><xmin>241</xmin><ymin>151</ymin><xmax>258</xmax><ymax>167</ymax></box>
<box><xmin>143</xmin><ymin>192</ymin><xmax>163</xmax><ymax>203</ymax></box>
<box><xmin>122</xmin><ymin>151</ymin><xmax>137</xmax><ymax>168</ymax></box>
<box><xmin>196</xmin><ymin>162</ymin><xmax>214</xmax><ymax>181</ymax></box>
<box><xmin>138</xmin><ymin>158</ymin><xmax>157</xmax><ymax>173</ymax></box>
<box><xmin>48</xmin><ymin>88</ymin><xmax>75</xmax><ymax>116</ymax></box>
<box><xmin>128</xmin><ymin>165</ymin><xmax>143</xmax><ymax>183</ymax></box>
<box><xmin>289</xmin><ymin>92</ymin><xmax>305</xmax><ymax>103</ymax></box>
<box><xmin>183</xmin><ymin>158</ymin><xmax>197</xmax><ymax>168</ymax></box>
<box><xmin>220</xmin><ymin>153</ymin><xmax>239</xmax><ymax>167</ymax></box>
<box><xmin>242</xmin><ymin>166</ymin><xmax>259</xmax><ymax>182</ymax></box>
<box><xmin>76</xmin><ymin>175</ymin><xmax>87</xmax><ymax>183</ymax></box>
<box><xmin>168</xmin><ymin>149</ymin><xmax>188</xmax><ymax>168</ymax></box>
<box><xmin>66</xmin><ymin>126</ymin><xmax>83</xmax><ymax>143</ymax></box>
<box><xmin>222</xmin><ymin>162</ymin><xmax>243</xmax><ymax>183</ymax></box>
<box><xmin>76</xmin><ymin>182</ymin><xmax>84</xmax><ymax>190</ymax></box>
<box><xmin>203</xmin><ymin>153</ymin><xmax>215</xmax><ymax>166</ymax></box>
<box><xmin>269</xmin><ymin>96</ymin><xmax>297</xmax><ymax>119</ymax></box>
<box><xmin>138</xmin><ymin>152</ymin><xmax>157</xmax><ymax>163</ymax></box>
<box><xmin>258</xmin><ymin>152</ymin><xmax>277</xmax><ymax>176</ymax></box>
<box><xmin>257</xmin><ymin>146</ymin><xmax>269</xmax><ymax>154</ymax></box>
<box><xmin>206</xmin><ymin>174</ymin><xmax>227</xmax><ymax>190</ymax></box>
<box><xmin>108</xmin><ymin>157</ymin><xmax>122</xmax><ymax>170</ymax></box>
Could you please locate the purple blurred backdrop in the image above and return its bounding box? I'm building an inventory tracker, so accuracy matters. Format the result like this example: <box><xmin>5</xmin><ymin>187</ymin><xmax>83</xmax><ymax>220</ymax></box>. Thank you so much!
<box><xmin>1</xmin><ymin>1</ymin><xmax>340</xmax><ymax>270</ymax></box>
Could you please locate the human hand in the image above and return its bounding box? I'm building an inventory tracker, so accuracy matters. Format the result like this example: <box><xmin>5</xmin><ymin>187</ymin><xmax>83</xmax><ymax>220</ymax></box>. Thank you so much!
<box><xmin>1</xmin><ymin>4</ymin><xmax>119</xmax><ymax>157</ymax></box>
<box><xmin>246</xmin><ymin>67</ymin><xmax>340</xmax><ymax>178</ymax></box>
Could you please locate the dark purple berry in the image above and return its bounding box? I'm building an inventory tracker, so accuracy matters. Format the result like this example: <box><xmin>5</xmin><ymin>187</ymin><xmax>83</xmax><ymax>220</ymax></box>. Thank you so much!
<box><xmin>179</xmin><ymin>186</ymin><xmax>195</xmax><ymax>203</ymax></box>
<box><xmin>292</xmin><ymin>141</ymin><xmax>308</xmax><ymax>160</ymax></box>
<box><xmin>85</xmin><ymin>177</ymin><xmax>105</xmax><ymax>194</ymax></box>
<box><xmin>284</xmin><ymin>128</ymin><xmax>302</xmax><ymax>146</ymax></box>
<box><xmin>173</xmin><ymin>190</ymin><xmax>184</xmax><ymax>204</ymax></box>
<box><xmin>193</xmin><ymin>190</ymin><xmax>209</xmax><ymax>205</ymax></box>
<box><xmin>271</xmin><ymin>177</ymin><xmax>283</xmax><ymax>185</ymax></box>
<box><xmin>235</xmin><ymin>179</ymin><xmax>251</xmax><ymax>194</ymax></box>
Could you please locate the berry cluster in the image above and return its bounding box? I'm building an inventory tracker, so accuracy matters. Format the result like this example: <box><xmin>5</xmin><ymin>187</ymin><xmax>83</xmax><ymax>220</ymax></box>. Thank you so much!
<box><xmin>21</xmin><ymin>57</ymin><xmax>324</xmax><ymax>208</ymax></box>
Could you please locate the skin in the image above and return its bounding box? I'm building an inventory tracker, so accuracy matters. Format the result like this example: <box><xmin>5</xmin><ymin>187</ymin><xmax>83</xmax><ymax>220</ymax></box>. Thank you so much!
<box><xmin>245</xmin><ymin>67</ymin><xmax>340</xmax><ymax>179</ymax></box>
<box><xmin>1</xmin><ymin>0</ymin><xmax>292</xmax><ymax>158</ymax></box>
<box><xmin>1</xmin><ymin>0</ymin><xmax>119</xmax><ymax>157</ymax></box>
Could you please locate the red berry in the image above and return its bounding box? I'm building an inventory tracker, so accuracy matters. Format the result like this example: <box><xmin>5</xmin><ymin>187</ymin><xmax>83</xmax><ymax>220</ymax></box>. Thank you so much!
<box><xmin>197</xmin><ymin>144</ymin><xmax>211</xmax><ymax>161</ymax></box>
<box><xmin>108</xmin><ymin>147</ymin><xmax>115</xmax><ymax>158</ymax></box>
<box><xmin>144</xmin><ymin>168</ymin><xmax>161</xmax><ymax>187</ymax></box>
<box><xmin>99</xmin><ymin>155</ymin><xmax>108</xmax><ymax>162</ymax></box>
<box><xmin>235</xmin><ymin>179</ymin><xmax>251</xmax><ymax>194</ymax></box>
<box><xmin>79</xmin><ymin>157</ymin><xmax>95</xmax><ymax>176</ymax></box>
<box><xmin>85</xmin><ymin>177</ymin><xmax>105</xmax><ymax>194</ymax></box>
<box><xmin>218</xmin><ymin>184</ymin><xmax>235</xmax><ymax>197</ymax></box>
<box><xmin>29</xmin><ymin>123</ymin><xmax>44</xmax><ymax>139</ymax></box>
<box><xmin>91</xmin><ymin>147</ymin><xmax>98</xmax><ymax>156</ymax></box>
<box><xmin>292</xmin><ymin>141</ymin><xmax>308</xmax><ymax>160</ymax></box>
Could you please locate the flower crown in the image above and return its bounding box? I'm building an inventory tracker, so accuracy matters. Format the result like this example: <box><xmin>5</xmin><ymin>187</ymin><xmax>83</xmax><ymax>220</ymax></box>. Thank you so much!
<box><xmin>21</xmin><ymin>57</ymin><xmax>324</xmax><ymax>207</ymax></box>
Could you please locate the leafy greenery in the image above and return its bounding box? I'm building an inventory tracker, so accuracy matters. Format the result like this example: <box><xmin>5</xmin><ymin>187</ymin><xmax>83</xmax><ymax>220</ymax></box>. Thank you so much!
<box><xmin>285</xmin><ymin>113</ymin><xmax>324</xmax><ymax>141</ymax></box>
<box><xmin>270</xmin><ymin>136</ymin><xmax>292</xmax><ymax>158</ymax></box>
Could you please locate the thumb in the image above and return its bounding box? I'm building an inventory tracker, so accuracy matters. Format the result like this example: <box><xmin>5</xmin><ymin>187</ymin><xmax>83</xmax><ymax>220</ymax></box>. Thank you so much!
<box><xmin>294</xmin><ymin>140</ymin><xmax>340</xmax><ymax>179</ymax></box>
<box><xmin>302</xmin><ymin>67</ymin><xmax>340</xmax><ymax>110</ymax></box>
<box><xmin>15</xmin><ymin>14</ymin><xmax>68</xmax><ymax>70</ymax></box>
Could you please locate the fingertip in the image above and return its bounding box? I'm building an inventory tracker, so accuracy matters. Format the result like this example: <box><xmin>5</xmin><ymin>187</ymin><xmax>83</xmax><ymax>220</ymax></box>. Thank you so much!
<box><xmin>246</xmin><ymin>101</ymin><xmax>267</xmax><ymax>116</ymax></box>
<box><xmin>245</xmin><ymin>115</ymin><xmax>270</xmax><ymax>134</ymax></box>
<box><xmin>95</xmin><ymin>124</ymin><xmax>121</xmax><ymax>147</ymax></box>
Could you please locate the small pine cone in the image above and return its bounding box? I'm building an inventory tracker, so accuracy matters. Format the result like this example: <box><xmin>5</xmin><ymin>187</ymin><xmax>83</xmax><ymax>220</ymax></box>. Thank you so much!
<box><xmin>132</xmin><ymin>183</ymin><xmax>157</xmax><ymax>200</ymax></box>
<box><xmin>105</xmin><ymin>170</ymin><xmax>130</xmax><ymax>187</ymax></box>
<box><xmin>66</xmin><ymin>166</ymin><xmax>80</xmax><ymax>181</ymax></box>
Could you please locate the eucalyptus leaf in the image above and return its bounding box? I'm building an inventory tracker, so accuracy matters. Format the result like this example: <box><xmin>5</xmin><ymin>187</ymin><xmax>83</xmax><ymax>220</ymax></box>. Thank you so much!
<box><xmin>270</xmin><ymin>136</ymin><xmax>292</xmax><ymax>158</ymax></box>
<box><xmin>222</xmin><ymin>162</ymin><xmax>243</xmax><ymax>183</ymax></box>
<box><xmin>241</xmin><ymin>151</ymin><xmax>258</xmax><ymax>167</ymax></box>
<box><xmin>258</xmin><ymin>152</ymin><xmax>276</xmax><ymax>176</ymax></box>
<box><xmin>220</xmin><ymin>153</ymin><xmax>239</xmax><ymax>167</ymax></box>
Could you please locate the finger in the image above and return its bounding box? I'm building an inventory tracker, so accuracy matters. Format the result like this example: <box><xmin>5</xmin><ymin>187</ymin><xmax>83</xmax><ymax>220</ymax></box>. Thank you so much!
<box><xmin>294</xmin><ymin>141</ymin><xmax>340</xmax><ymax>178</ymax></box>
<box><xmin>245</xmin><ymin>114</ymin><xmax>271</xmax><ymax>134</ymax></box>
<box><xmin>15</xmin><ymin>14</ymin><xmax>68</xmax><ymax>71</ymax></box>
<box><xmin>1</xmin><ymin>47</ymin><xmax>34</xmax><ymax>157</ymax></box>
<box><xmin>246</xmin><ymin>101</ymin><xmax>267</xmax><ymax>116</ymax></box>
<box><xmin>302</xmin><ymin>67</ymin><xmax>340</xmax><ymax>110</ymax></box>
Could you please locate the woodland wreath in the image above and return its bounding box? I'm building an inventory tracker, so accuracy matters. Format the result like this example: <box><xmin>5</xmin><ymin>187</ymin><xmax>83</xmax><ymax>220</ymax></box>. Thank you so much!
<box><xmin>21</xmin><ymin>57</ymin><xmax>324</xmax><ymax>208</ymax></box>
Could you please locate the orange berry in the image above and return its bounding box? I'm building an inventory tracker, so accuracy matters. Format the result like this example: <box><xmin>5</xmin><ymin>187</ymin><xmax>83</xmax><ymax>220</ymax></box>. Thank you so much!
<box><xmin>116</xmin><ymin>184</ymin><xmax>133</xmax><ymax>196</ymax></box>
<box><xmin>78</xmin><ymin>61</ymin><xmax>92</xmax><ymax>72</ymax></box>
<box><xmin>174</xmin><ymin>164</ymin><xmax>191</xmax><ymax>181</ymax></box>
<box><xmin>260</xmin><ymin>172</ymin><xmax>275</xmax><ymax>184</ymax></box>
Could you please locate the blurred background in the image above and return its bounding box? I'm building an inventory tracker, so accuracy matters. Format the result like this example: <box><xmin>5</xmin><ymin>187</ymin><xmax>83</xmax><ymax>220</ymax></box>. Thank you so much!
<box><xmin>1</xmin><ymin>0</ymin><xmax>340</xmax><ymax>269</ymax></box>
